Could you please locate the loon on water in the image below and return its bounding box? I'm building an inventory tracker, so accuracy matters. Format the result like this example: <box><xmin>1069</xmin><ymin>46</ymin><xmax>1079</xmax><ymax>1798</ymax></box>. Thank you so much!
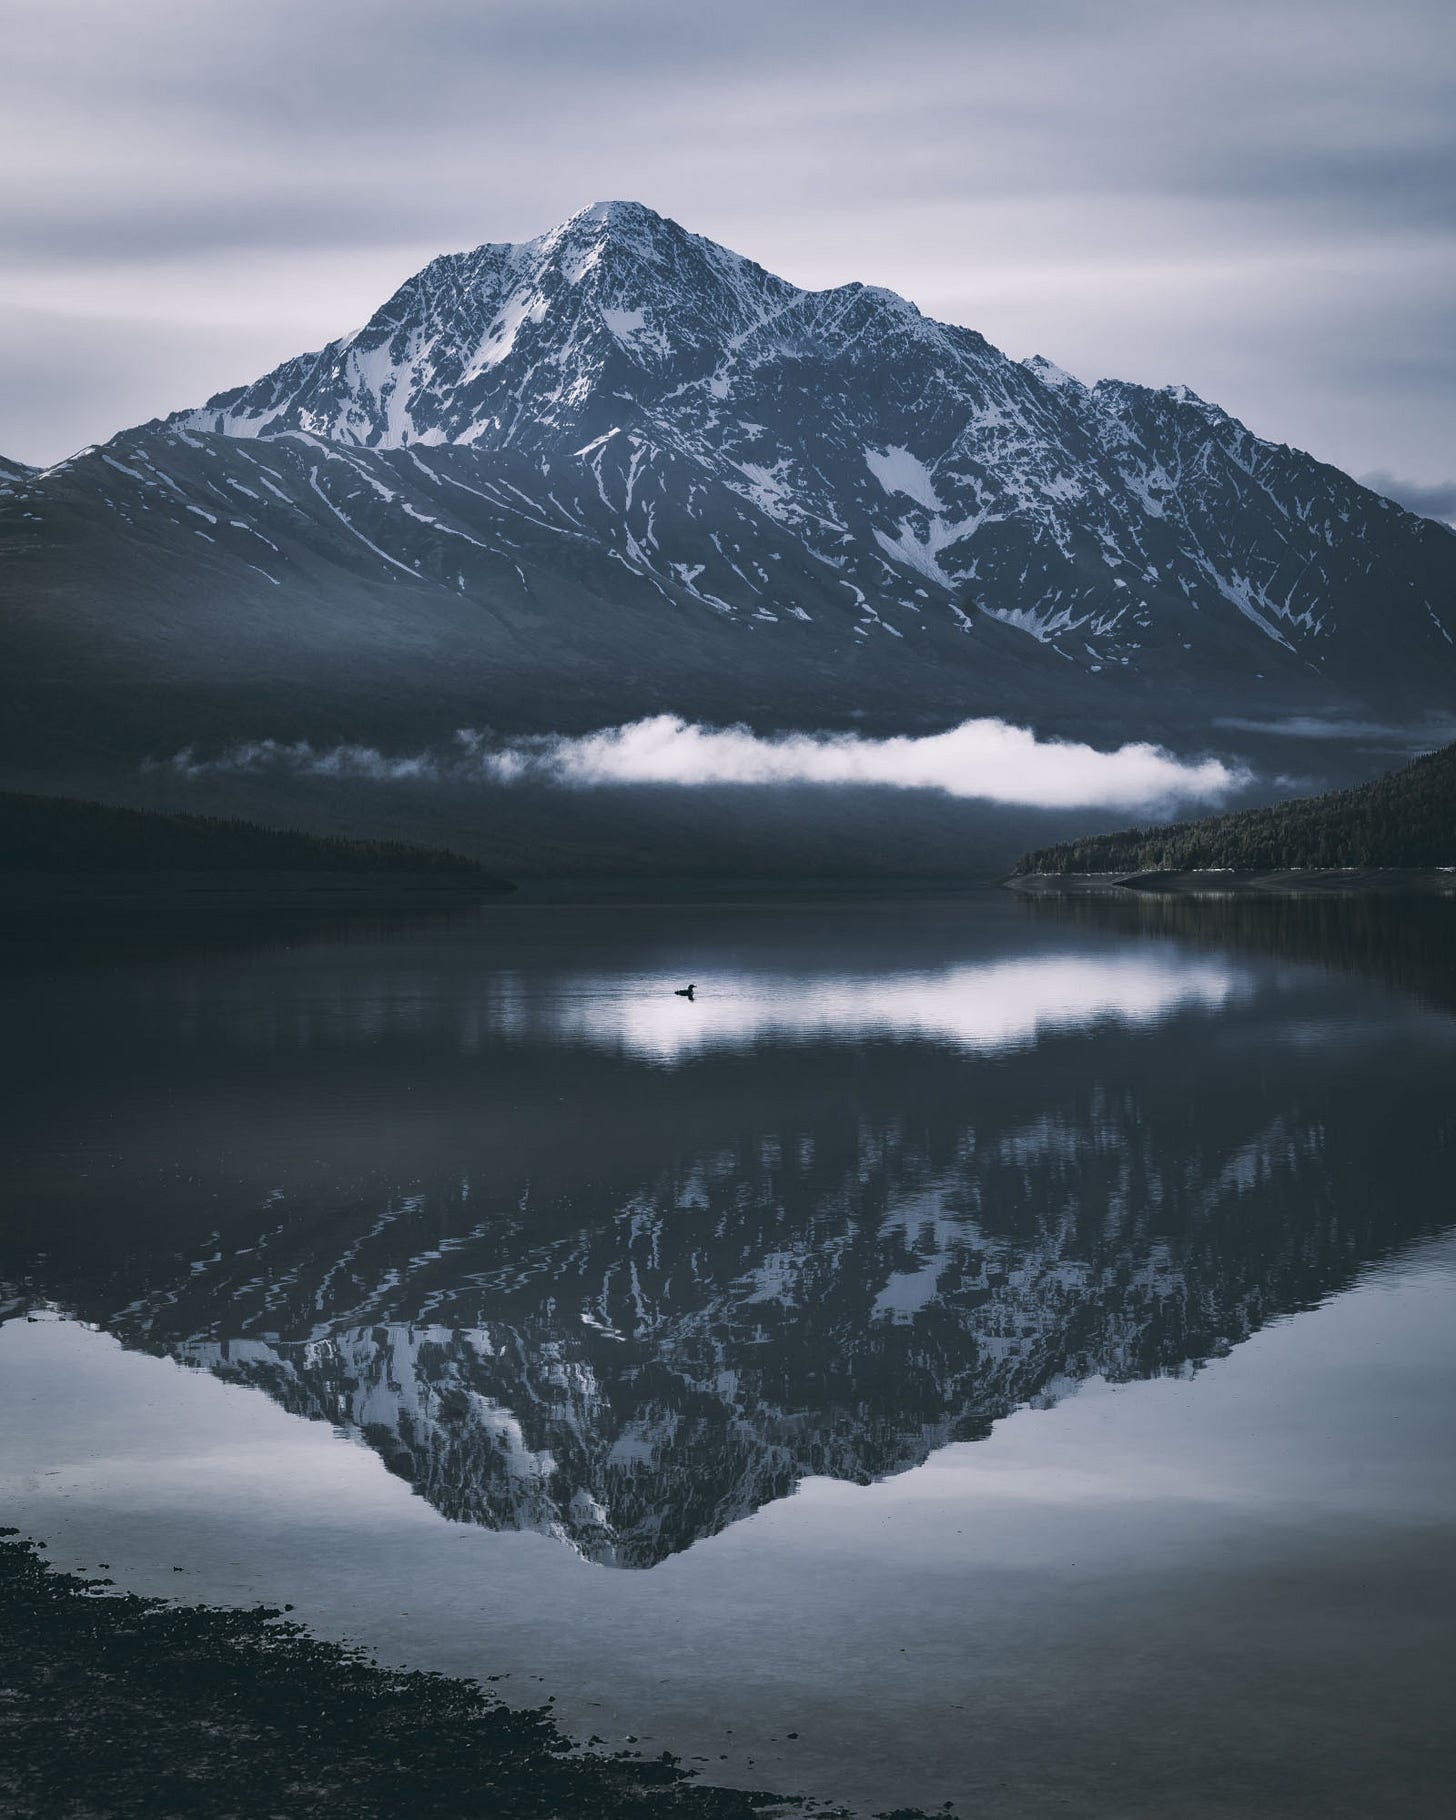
<box><xmin>674</xmin><ymin>984</ymin><xmax>696</xmax><ymax>1000</ymax></box>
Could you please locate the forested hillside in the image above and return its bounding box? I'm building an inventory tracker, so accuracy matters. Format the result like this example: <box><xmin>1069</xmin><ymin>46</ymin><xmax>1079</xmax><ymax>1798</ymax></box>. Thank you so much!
<box><xmin>0</xmin><ymin>792</ymin><xmax>510</xmax><ymax>884</ymax></box>
<box><xmin>1012</xmin><ymin>742</ymin><xmax>1456</xmax><ymax>874</ymax></box>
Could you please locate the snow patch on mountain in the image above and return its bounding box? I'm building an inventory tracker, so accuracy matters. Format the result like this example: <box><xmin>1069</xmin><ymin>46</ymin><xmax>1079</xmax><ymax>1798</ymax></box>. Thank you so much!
<box><xmin>1022</xmin><ymin>355</ymin><xmax>1084</xmax><ymax>393</ymax></box>
<box><xmin>865</xmin><ymin>445</ymin><xmax>942</xmax><ymax>511</ymax></box>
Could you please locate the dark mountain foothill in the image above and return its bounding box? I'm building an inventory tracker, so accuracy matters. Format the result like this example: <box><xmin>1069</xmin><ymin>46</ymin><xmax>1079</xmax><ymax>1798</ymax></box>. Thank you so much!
<box><xmin>0</xmin><ymin>791</ymin><xmax>513</xmax><ymax>912</ymax></box>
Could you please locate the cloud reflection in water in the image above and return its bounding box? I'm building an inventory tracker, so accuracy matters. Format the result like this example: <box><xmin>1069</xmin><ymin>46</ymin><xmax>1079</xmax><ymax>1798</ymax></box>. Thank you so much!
<box><xmin>503</xmin><ymin>951</ymin><xmax>1245</xmax><ymax>1062</ymax></box>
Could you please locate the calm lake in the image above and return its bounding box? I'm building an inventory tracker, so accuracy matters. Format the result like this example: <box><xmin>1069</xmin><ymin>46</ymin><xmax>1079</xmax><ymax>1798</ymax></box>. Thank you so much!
<box><xmin>3</xmin><ymin>890</ymin><xmax>1454</xmax><ymax>1817</ymax></box>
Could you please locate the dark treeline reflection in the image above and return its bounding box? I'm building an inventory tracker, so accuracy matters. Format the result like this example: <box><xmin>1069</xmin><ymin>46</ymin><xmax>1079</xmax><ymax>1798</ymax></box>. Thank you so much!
<box><xmin>1017</xmin><ymin>888</ymin><xmax>1456</xmax><ymax>1016</ymax></box>
<box><xmin>2</xmin><ymin>896</ymin><xmax>1452</xmax><ymax>1566</ymax></box>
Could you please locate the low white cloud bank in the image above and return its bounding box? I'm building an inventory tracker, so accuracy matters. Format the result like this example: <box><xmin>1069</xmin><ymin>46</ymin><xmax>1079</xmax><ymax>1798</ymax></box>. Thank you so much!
<box><xmin>162</xmin><ymin>714</ymin><xmax>1248</xmax><ymax>811</ymax></box>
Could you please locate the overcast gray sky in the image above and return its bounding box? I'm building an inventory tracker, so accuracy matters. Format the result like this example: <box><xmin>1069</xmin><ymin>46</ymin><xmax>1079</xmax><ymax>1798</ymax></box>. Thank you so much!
<box><xmin>2</xmin><ymin>0</ymin><xmax>1452</xmax><ymax>513</ymax></box>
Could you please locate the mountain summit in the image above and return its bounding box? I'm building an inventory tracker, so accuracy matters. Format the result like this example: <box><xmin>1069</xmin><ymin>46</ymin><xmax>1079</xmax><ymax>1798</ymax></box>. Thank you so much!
<box><xmin>181</xmin><ymin>202</ymin><xmax>799</xmax><ymax>451</ymax></box>
<box><xmin>3</xmin><ymin>202</ymin><xmax>1454</xmax><ymax>788</ymax></box>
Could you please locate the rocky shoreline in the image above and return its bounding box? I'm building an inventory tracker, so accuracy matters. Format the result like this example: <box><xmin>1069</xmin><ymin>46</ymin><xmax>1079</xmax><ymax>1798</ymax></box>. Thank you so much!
<box><xmin>2</xmin><ymin>1531</ymin><xmax>939</xmax><ymax>1820</ymax></box>
<box><xmin>1006</xmin><ymin>867</ymin><xmax>1456</xmax><ymax>898</ymax></box>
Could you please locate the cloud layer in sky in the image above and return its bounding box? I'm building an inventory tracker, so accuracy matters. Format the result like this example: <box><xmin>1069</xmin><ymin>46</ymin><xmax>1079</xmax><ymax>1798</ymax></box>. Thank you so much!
<box><xmin>3</xmin><ymin>0</ymin><xmax>1452</xmax><ymax>498</ymax></box>
<box><xmin>164</xmin><ymin>716</ymin><xmax>1248</xmax><ymax>813</ymax></box>
<box><xmin>1358</xmin><ymin>471</ymin><xmax>1456</xmax><ymax>527</ymax></box>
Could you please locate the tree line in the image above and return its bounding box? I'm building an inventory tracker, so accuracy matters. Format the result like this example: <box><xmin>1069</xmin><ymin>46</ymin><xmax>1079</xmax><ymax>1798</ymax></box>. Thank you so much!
<box><xmin>0</xmin><ymin>791</ymin><xmax>505</xmax><ymax>881</ymax></box>
<box><xmin>1012</xmin><ymin>740</ymin><xmax>1456</xmax><ymax>874</ymax></box>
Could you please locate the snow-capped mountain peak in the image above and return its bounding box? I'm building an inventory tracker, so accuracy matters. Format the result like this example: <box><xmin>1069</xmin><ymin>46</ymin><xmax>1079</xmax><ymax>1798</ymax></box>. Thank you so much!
<box><xmin>1022</xmin><ymin>354</ymin><xmax>1085</xmax><ymax>393</ymax></box>
<box><xmin>179</xmin><ymin>201</ymin><xmax>797</xmax><ymax>452</ymax></box>
<box><xmin>6</xmin><ymin>201</ymin><xmax>1453</xmax><ymax>766</ymax></box>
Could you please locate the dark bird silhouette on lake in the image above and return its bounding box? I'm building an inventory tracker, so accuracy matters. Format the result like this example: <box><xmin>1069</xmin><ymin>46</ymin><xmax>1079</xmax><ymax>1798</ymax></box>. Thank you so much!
<box><xmin>674</xmin><ymin>984</ymin><xmax>696</xmax><ymax>1001</ymax></box>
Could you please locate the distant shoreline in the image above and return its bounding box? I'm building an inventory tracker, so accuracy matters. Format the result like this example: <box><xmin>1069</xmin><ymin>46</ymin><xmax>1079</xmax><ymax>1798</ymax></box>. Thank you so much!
<box><xmin>1006</xmin><ymin>867</ymin><xmax>1456</xmax><ymax>899</ymax></box>
<box><xmin>0</xmin><ymin>870</ymin><xmax>512</xmax><ymax>916</ymax></box>
<box><xmin>0</xmin><ymin>871</ymin><xmax>1009</xmax><ymax>919</ymax></box>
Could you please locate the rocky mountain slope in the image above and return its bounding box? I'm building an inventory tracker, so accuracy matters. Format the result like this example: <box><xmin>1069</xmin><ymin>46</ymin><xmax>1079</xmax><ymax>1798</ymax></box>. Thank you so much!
<box><xmin>3</xmin><ymin>202</ymin><xmax>1453</xmax><ymax>790</ymax></box>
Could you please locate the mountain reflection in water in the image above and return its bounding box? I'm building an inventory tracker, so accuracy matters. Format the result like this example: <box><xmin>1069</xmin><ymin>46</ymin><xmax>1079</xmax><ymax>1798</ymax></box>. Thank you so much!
<box><xmin>2</xmin><ymin>893</ymin><xmax>1452</xmax><ymax>1567</ymax></box>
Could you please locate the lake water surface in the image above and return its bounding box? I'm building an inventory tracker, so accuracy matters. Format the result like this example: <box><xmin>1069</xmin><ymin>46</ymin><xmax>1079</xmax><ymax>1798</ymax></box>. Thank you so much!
<box><xmin>2</xmin><ymin>891</ymin><xmax>1454</xmax><ymax>1817</ymax></box>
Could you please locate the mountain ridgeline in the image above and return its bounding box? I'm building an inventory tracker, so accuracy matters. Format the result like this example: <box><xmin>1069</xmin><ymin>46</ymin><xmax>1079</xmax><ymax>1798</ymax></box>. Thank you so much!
<box><xmin>3</xmin><ymin>201</ymin><xmax>1454</xmax><ymax>810</ymax></box>
<box><xmin>1011</xmin><ymin>740</ymin><xmax>1456</xmax><ymax>875</ymax></box>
